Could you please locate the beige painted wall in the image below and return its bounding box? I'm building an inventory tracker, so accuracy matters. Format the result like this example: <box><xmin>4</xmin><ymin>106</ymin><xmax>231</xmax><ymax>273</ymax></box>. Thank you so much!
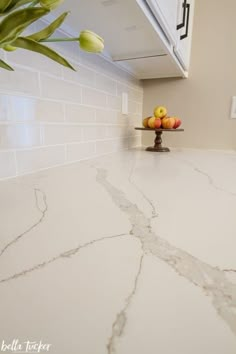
<box><xmin>142</xmin><ymin>0</ymin><xmax>236</xmax><ymax>150</ymax></box>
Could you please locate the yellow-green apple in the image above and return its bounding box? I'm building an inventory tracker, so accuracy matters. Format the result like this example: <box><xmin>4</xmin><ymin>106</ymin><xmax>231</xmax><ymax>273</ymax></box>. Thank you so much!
<box><xmin>154</xmin><ymin>118</ymin><xmax>162</xmax><ymax>129</ymax></box>
<box><xmin>143</xmin><ymin>116</ymin><xmax>151</xmax><ymax>128</ymax></box>
<box><xmin>154</xmin><ymin>106</ymin><xmax>167</xmax><ymax>119</ymax></box>
<box><xmin>161</xmin><ymin>117</ymin><xmax>176</xmax><ymax>129</ymax></box>
<box><xmin>173</xmin><ymin>117</ymin><xmax>182</xmax><ymax>129</ymax></box>
<box><xmin>148</xmin><ymin>117</ymin><xmax>158</xmax><ymax>128</ymax></box>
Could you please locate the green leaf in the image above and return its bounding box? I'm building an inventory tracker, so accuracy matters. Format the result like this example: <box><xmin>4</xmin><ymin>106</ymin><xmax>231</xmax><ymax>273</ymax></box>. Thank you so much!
<box><xmin>12</xmin><ymin>37</ymin><xmax>76</xmax><ymax>70</ymax></box>
<box><xmin>27</xmin><ymin>12</ymin><xmax>69</xmax><ymax>42</ymax></box>
<box><xmin>0</xmin><ymin>7</ymin><xmax>49</xmax><ymax>45</ymax></box>
<box><xmin>0</xmin><ymin>0</ymin><xmax>12</xmax><ymax>13</ymax></box>
<box><xmin>1</xmin><ymin>0</ymin><xmax>36</xmax><ymax>14</ymax></box>
<box><xmin>0</xmin><ymin>59</ymin><xmax>14</xmax><ymax>70</ymax></box>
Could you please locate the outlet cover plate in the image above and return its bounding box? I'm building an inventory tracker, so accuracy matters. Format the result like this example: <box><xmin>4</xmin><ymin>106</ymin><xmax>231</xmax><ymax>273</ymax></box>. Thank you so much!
<box><xmin>230</xmin><ymin>97</ymin><xmax>236</xmax><ymax>118</ymax></box>
<box><xmin>122</xmin><ymin>92</ymin><xmax>128</xmax><ymax>115</ymax></box>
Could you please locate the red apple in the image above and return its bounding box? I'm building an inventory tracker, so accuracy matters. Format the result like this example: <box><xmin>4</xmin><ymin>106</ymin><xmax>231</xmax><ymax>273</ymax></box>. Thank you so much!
<box><xmin>154</xmin><ymin>118</ymin><xmax>162</xmax><ymax>129</ymax></box>
<box><xmin>148</xmin><ymin>117</ymin><xmax>156</xmax><ymax>128</ymax></box>
<box><xmin>161</xmin><ymin>117</ymin><xmax>176</xmax><ymax>129</ymax></box>
<box><xmin>173</xmin><ymin>117</ymin><xmax>182</xmax><ymax>129</ymax></box>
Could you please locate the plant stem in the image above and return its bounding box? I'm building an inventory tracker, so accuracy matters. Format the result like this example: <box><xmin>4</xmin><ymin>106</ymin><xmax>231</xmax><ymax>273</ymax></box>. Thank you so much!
<box><xmin>40</xmin><ymin>37</ymin><xmax>79</xmax><ymax>43</ymax></box>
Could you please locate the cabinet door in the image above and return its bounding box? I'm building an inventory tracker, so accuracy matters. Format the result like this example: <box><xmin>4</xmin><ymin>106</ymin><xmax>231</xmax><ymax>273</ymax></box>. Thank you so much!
<box><xmin>174</xmin><ymin>0</ymin><xmax>195</xmax><ymax>70</ymax></box>
<box><xmin>146</xmin><ymin>0</ymin><xmax>179</xmax><ymax>46</ymax></box>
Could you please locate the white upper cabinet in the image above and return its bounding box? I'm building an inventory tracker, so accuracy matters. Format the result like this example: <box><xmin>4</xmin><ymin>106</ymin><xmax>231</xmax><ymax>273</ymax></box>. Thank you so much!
<box><xmin>137</xmin><ymin>0</ymin><xmax>195</xmax><ymax>73</ymax></box>
<box><xmin>146</xmin><ymin>0</ymin><xmax>179</xmax><ymax>46</ymax></box>
<box><xmin>57</xmin><ymin>0</ymin><xmax>195</xmax><ymax>79</ymax></box>
<box><xmin>174</xmin><ymin>0</ymin><xmax>195</xmax><ymax>70</ymax></box>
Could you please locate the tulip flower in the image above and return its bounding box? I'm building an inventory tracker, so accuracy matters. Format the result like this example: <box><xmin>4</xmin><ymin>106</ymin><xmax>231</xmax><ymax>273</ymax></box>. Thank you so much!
<box><xmin>39</xmin><ymin>30</ymin><xmax>104</xmax><ymax>55</ymax></box>
<box><xmin>40</xmin><ymin>0</ymin><xmax>64</xmax><ymax>10</ymax></box>
<box><xmin>79</xmin><ymin>30</ymin><xmax>104</xmax><ymax>53</ymax></box>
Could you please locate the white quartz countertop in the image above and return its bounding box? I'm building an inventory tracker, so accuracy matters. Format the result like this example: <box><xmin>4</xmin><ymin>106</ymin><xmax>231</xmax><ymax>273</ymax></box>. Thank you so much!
<box><xmin>0</xmin><ymin>148</ymin><xmax>236</xmax><ymax>354</ymax></box>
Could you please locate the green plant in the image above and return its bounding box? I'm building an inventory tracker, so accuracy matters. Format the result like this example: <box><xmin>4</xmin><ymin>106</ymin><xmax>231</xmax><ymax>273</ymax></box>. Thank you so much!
<box><xmin>0</xmin><ymin>0</ymin><xmax>104</xmax><ymax>71</ymax></box>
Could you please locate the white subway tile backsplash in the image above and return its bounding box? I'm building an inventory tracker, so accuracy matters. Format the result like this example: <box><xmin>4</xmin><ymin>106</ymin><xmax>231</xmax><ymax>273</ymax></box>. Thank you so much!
<box><xmin>83</xmin><ymin>126</ymin><xmax>107</xmax><ymax>141</ymax></box>
<box><xmin>0</xmin><ymin>21</ymin><xmax>143</xmax><ymax>180</ymax></box>
<box><xmin>6</xmin><ymin>49</ymin><xmax>63</xmax><ymax>77</ymax></box>
<box><xmin>42</xmin><ymin>124</ymin><xmax>83</xmax><ymax>145</ymax></box>
<box><xmin>66</xmin><ymin>142</ymin><xmax>96</xmax><ymax>162</ymax></box>
<box><xmin>82</xmin><ymin>87</ymin><xmax>107</xmax><ymax>108</ymax></box>
<box><xmin>117</xmin><ymin>112</ymin><xmax>130</xmax><ymax>125</ymax></box>
<box><xmin>117</xmin><ymin>83</ymin><xmax>143</xmax><ymax>103</ymax></box>
<box><xmin>128</xmin><ymin>113</ymin><xmax>142</xmax><ymax>127</ymax></box>
<box><xmin>128</xmin><ymin>100</ymin><xmax>138</xmax><ymax>114</ymax></box>
<box><xmin>96</xmin><ymin>109</ymin><xmax>118</xmax><ymax>124</ymax></box>
<box><xmin>65</xmin><ymin>104</ymin><xmax>95</xmax><ymax>123</ymax></box>
<box><xmin>0</xmin><ymin>68</ymin><xmax>40</xmax><ymax>96</ymax></box>
<box><xmin>41</xmin><ymin>74</ymin><xmax>81</xmax><ymax>103</ymax></box>
<box><xmin>0</xmin><ymin>95</ymin><xmax>9</xmax><ymax>121</ymax></box>
<box><xmin>114</xmin><ymin>137</ymin><xmax>129</xmax><ymax>151</ymax></box>
<box><xmin>106</xmin><ymin>126</ymin><xmax>129</xmax><ymax>139</ymax></box>
<box><xmin>2</xmin><ymin>95</ymin><xmax>64</xmax><ymax>122</ymax></box>
<box><xmin>79</xmin><ymin>50</ymin><xmax>141</xmax><ymax>88</ymax></box>
<box><xmin>63</xmin><ymin>64</ymin><xmax>95</xmax><ymax>88</ymax></box>
<box><xmin>107</xmin><ymin>94</ymin><xmax>121</xmax><ymax>110</ymax></box>
<box><xmin>95</xmin><ymin>73</ymin><xmax>117</xmax><ymax>95</ymax></box>
<box><xmin>49</xmin><ymin>40</ymin><xmax>80</xmax><ymax>64</ymax></box>
<box><xmin>0</xmin><ymin>124</ymin><xmax>41</xmax><ymax>149</ymax></box>
<box><xmin>127</xmin><ymin>125</ymin><xmax>137</xmax><ymax>137</ymax></box>
<box><xmin>128</xmin><ymin>135</ymin><xmax>142</xmax><ymax>148</ymax></box>
<box><xmin>0</xmin><ymin>151</ymin><xmax>16</xmax><ymax>179</ymax></box>
<box><xmin>33</xmin><ymin>99</ymin><xmax>65</xmax><ymax>122</ymax></box>
<box><xmin>95</xmin><ymin>108</ymin><xmax>129</xmax><ymax>126</ymax></box>
<box><xmin>6</xmin><ymin>95</ymin><xmax>28</xmax><ymax>121</ymax></box>
<box><xmin>16</xmin><ymin>146</ymin><xmax>65</xmax><ymax>175</ymax></box>
<box><xmin>137</xmin><ymin>103</ymin><xmax>143</xmax><ymax>114</ymax></box>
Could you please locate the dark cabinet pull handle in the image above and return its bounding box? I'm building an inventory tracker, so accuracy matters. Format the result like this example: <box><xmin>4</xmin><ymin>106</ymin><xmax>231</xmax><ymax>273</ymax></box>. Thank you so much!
<box><xmin>180</xmin><ymin>3</ymin><xmax>190</xmax><ymax>40</ymax></box>
<box><xmin>176</xmin><ymin>0</ymin><xmax>187</xmax><ymax>30</ymax></box>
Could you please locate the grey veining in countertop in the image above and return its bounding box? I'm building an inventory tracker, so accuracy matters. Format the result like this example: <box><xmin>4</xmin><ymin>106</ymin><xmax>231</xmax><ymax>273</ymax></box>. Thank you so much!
<box><xmin>0</xmin><ymin>148</ymin><xmax>236</xmax><ymax>354</ymax></box>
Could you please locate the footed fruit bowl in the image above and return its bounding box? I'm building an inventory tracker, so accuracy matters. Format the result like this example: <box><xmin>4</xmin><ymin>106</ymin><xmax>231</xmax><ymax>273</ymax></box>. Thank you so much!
<box><xmin>135</xmin><ymin>127</ymin><xmax>184</xmax><ymax>152</ymax></box>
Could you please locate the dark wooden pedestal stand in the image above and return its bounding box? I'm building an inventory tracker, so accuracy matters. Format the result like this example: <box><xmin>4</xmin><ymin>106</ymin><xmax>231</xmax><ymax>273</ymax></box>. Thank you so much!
<box><xmin>135</xmin><ymin>128</ymin><xmax>184</xmax><ymax>152</ymax></box>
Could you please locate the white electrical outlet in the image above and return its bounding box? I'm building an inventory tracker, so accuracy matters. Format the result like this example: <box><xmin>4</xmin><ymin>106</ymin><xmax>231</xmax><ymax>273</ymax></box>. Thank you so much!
<box><xmin>230</xmin><ymin>97</ymin><xmax>236</xmax><ymax>118</ymax></box>
<box><xmin>122</xmin><ymin>92</ymin><xmax>128</xmax><ymax>115</ymax></box>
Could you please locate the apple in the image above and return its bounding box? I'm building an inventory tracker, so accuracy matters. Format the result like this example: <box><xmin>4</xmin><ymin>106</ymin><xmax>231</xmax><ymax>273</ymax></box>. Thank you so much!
<box><xmin>143</xmin><ymin>116</ymin><xmax>151</xmax><ymax>128</ymax></box>
<box><xmin>148</xmin><ymin>117</ymin><xmax>157</xmax><ymax>128</ymax></box>
<box><xmin>154</xmin><ymin>106</ymin><xmax>167</xmax><ymax>119</ymax></box>
<box><xmin>173</xmin><ymin>117</ymin><xmax>182</xmax><ymax>129</ymax></box>
<box><xmin>161</xmin><ymin>117</ymin><xmax>176</xmax><ymax>129</ymax></box>
<box><xmin>154</xmin><ymin>118</ymin><xmax>162</xmax><ymax>129</ymax></box>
